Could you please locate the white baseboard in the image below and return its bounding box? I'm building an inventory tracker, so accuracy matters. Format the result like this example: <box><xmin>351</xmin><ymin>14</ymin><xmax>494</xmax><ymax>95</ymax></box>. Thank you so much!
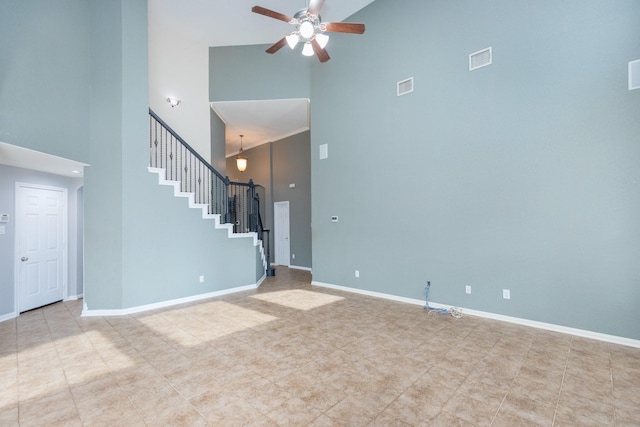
<box><xmin>289</xmin><ymin>265</ymin><xmax>312</xmax><ymax>272</ymax></box>
<box><xmin>82</xmin><ymin>284</ymin><xmax>258</xmax><ymax>317</ymax></box>
<box><xmin>256</xmin><ymin>274</ymin><xmax>267</xmax><ymax>287</ymax></box>
<box><xmin>64</xmin><ymin>294</ymin><xmax>84</xmax><ymax>301</ymax></box>
<box><xmin>0</xmin><ymin>312</ymin><xmax>18</xmax><ymax>323</ymax></box>
<box><xmin>312</xmin><ymin>281</ymin><xmax>640</xmax><ymax>349</ymax></box>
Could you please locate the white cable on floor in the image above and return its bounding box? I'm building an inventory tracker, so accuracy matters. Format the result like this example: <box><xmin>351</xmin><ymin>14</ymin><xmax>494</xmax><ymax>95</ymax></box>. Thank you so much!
<box><xmin>423</xmin><ymin>281</ymin><xmax>462</xmax><ymax>318</ymax></box>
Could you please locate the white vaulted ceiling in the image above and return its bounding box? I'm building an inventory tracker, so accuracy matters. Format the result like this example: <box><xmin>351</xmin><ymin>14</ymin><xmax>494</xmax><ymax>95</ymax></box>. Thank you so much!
<box><xmin>149</xmin><ymin>0</ymin><xmax>374</xmax><ymax>48</ymax></box>
<box><xmin>212</xmin><ymin>99</ymin><xmax>310</xmax><ymax>157</ymax></box>
<box><xmin>151</xmin><ymin>0</ymin><xmax>375</xmax><ymax>157</ymax></box>
<box><xmin>2</xmin><ymin>1</ymin><xmax>374</xmax><ymax>175</ymax></box>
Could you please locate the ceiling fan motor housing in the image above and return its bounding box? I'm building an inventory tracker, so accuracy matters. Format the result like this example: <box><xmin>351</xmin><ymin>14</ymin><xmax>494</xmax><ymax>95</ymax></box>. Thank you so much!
<box><xmin>293</xmin><ymin>9</ymin><xmax>324</xmax><ymax>41</ymax></box>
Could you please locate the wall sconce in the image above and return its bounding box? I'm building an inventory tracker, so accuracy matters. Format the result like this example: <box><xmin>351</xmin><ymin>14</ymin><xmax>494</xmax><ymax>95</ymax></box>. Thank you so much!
<box><xmin>167</xmin><ymin>97</ymin><xmax>181</xmax><ymax>108</ymax></box>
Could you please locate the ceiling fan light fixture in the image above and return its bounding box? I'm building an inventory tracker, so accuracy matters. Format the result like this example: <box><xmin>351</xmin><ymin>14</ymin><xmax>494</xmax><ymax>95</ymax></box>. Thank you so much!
<box><xmin>299</xmin><ymin>20</ymin><xmax>315</xmax><ymax>39</ymax></box>
<box><xmin>302</xmin><ymin>42</ymin><xmax>314</xmax><ymax>56</ymax></box>
<box><xmin>252</xmin><ymin>3</ymin><xmax>366</xmax><ymax>63</ymax></box>
<box><xmin>286</xmin><ymin>33</ymin><xmax>300</xmax><ymax>49</ymax></box>
<box><xmin>315</xmin><ymin>33</ymin><xmax>329</xmax><ymax>49</ymax></box>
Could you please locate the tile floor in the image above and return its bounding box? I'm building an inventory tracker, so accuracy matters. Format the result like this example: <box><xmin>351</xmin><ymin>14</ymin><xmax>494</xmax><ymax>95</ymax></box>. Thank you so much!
<box><xmin>1</xmin><ymin>267</ymin><xmax>639</xmax><ymax>426</ymax></box>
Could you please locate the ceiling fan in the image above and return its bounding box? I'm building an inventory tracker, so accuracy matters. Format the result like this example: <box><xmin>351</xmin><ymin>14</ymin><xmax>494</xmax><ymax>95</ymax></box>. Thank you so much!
<box><xmin>251</xmin><ymin>0</ymin><xmax>366</xmax><ymax>63</ymax></box>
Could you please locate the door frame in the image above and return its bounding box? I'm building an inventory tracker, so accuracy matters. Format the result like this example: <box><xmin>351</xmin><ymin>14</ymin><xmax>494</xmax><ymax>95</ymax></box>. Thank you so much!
<box><xmin>14</xmin><ymin>182</ymin><xmax>68</xmax><ymax>315</ymax></box>
<box><xmin>273</xmin><ymin>201</ymin><xmax>290</xmax><ymax>267</ymax></box>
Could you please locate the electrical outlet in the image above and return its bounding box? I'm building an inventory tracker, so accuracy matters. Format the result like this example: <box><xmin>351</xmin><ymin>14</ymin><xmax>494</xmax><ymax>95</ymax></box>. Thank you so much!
<box><xmin>292</xmin><ymin>254</ymin><xmax>295</xmax><ymax>259</ymax></box>
<box><xmin>503</xmin><ymin>289</ymin><xmax>510</xmax><ymax>299</ymax></box>
<box><xmin>199</xmin><ymin>275</ymin><xmax>205</xmax><ymax>283</ymax></box>
<box><xmin>355</xmin><ymin>270</ymin><xmax>360</xmax><ymax>278</ymax></box>
<box><xmin>465</xmin><ymin>285</ymin><xmax>471</xmax><ymax>294</ymax></box>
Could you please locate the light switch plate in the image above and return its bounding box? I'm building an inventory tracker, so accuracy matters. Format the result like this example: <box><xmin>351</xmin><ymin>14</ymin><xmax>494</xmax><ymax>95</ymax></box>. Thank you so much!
<box><xmin>319</xmin><ymin>144</ymin><xmax>328</xmax><ymax>160</ymax></box>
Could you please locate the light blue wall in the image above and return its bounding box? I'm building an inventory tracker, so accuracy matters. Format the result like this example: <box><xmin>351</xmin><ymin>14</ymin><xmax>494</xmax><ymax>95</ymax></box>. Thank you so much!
<box><xmin>272</xmin><ymin>132</ymin><xmax>312</xmax><ymax>269</ymax></box>
<box><xmin>311</xmin><ymin>0</ymin><xmax>640</xmax><ymax>339</ymax></box>
<box><xmin>120</xmin><ymin>172</ymin><xmax>260</xmax><ymax>308</ymax></box>
<box><xmin>0</xmin><ymin>165</ymin><xmax>83</xmax><ymax>318</ymax></box>
<box><xmin>83</xmin><ymin>0</ymin><xmax>131</xmax><ymax>310</ymax></box>
<box><xmin>1</xmin><ymin>0</ymin><xmax>262</xmax><ymax>314</ymax></box>
<box><xmin>0</xmin><ymin>0</ymin><xmax>91</xmax><ymax>163</ymax></box>
<box><xmin>83</xmin><ymin>0</ymin><xmax>261</xmax><ymax>311</ymax></box>
<box><xmin>210</xmin><ymin>109</ymin><xmax>227</xmax><ymax>174</ymax></box>
<box><xmin>225</xmin><ymin>132</ymin><xmax>312</xmax><ymax>270</ymax></box>
<box><xmin>209</xmin><ymin>44</ymin><xmax>311</xmax><ymax>101</ymax></box>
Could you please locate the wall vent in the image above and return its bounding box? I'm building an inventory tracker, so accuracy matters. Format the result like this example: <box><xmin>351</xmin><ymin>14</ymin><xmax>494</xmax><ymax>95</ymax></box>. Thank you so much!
<box><xmin>469</xmin><ymin>47</ymin><xmax>492</xmax><ymax>71</ymax></box>
<box><xmin>629</xmin><ymin>59</ymin><xmax>640</xmax><ymax>90</ymax></box>
<box><xmin>397</xmin><ymin>77</ymin><xmax>414</xmax><ymax>96</ymax></box>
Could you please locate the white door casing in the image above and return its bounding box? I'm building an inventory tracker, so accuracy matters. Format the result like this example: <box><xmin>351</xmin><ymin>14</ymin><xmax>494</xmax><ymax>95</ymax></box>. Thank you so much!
<box><xmin>274</xmin><ymin>201</ymin><xmax>290</xmax><ymax>266</ymax></box>
<box><xmin>15</xmin><ymin>183</ymin><xmax>67</xmax><ymax>313</ymax></box>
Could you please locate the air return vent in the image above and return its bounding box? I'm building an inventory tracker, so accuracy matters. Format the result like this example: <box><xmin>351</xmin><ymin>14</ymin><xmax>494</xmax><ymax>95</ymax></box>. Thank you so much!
<box><xmin>630</xmin><ymin>59</ymin><xmax>640</xmax><ymax>90</ymax></box>
<box><xmin>397</xmin><ymin>77</ymin><xmax>414</xmax><ymax>96</ymax></box>
<box><xmin>469</xmin><ymin>47</ymin><xmax>492</xmax><ymax>71</ymax></box>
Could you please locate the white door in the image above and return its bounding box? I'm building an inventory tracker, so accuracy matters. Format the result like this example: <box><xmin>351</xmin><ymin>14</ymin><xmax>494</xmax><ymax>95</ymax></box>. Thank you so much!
<box><xmin>16</xmin><ymin>184</ymin><xmax>67</xmax><ymax>312</ymax></box>
<box><xmin>274</xmin><ymin>201</ymin><xmax>290</xmax><ymax>266</ymax></box>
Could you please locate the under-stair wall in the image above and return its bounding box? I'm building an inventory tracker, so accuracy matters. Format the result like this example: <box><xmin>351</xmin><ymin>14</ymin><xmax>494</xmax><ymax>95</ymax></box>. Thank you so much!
<box><xmin>85</xmin><ymin>166</ymin><xmax>264</xmax><ymax>315</ymax></box>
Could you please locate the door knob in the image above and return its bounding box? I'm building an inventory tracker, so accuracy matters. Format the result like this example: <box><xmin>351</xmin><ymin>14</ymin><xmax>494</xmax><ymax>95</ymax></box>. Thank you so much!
<box><xmin>21</xmin><ymin>257</ymin><xmax>28</xmax><ymax>262</ymax></box>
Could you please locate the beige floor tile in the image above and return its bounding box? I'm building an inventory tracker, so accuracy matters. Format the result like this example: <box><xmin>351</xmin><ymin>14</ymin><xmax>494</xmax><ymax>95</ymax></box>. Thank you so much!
<box><xmin>18</xmin><ymin>406</ymin><xmax>82</xmax><ymax>427</ymax></box>
<box><xmin>130</xmin><ymin>385</ymin><xmax>185</xmax><ymax>415</ymax></box>
<box><xmin>142</xmin><ymin>400</ymin><xmax>207</xmax><ymax>427</ymax></box>
<box><xmin>69</xmin><ymin>374</ymin><xmax>122</xmax><ymax>403</ymax></box>
<box><xmin>561</xmin><ymin>367</ymin><xmax>614</xmax><ymax>404</ymax></box>
<box><xmin>492</xmin><ymin>407</ymin><xmax>550</xmax><ymax>427</ymax></box>
<box><xmin>427</xmin><ymin>410</ymin><xmax>479</xmax><ymax>427</ymax></box>
<box><xmin>499</xmin><ymin>393</ymin><xmax>556</xmax><ymax>426</ymax></box>
<box><xmin>0</xmin><ymin>404</ymin><xmax>18</xmax><ymax>427</ymax></box>
<box><xmin>18</xmin><ymin>370</ymin><xmax>69</xmax><ymax>401</ymax></box>
<box><xmin>74</xmin><ymin>385</ymin><xmax>134</xmax><ymax>419</ymax></box>
<box><xmin>18</xmin><ymin>388</ymin><xmax>74</xmax><ymax>422</ymax></box>
<box><xmin>507</xmin><ymin>375</ymin><xmax>561</xmax><ymax>405</ymax></box>
<box><xmin>81</xmin><ymin>405</ymin><xmax>145</xmax><ymax>427</ymax></box>
<box><xmin>0</xmin><ymin>382</ymin><xmax>18</xmax><ymax>407</ymax></box>
<box><xmin>456</xmin><ymin>376</ymin><xmax>509</xmax><ymax>407</ymax></box>
<box><xmin>555</xmin><ymin>390</ymin><xmax>616</xmax><ymax>426</ymax></box>
<box><xmin>4</xmin><ymin>267</ymin><xmax>640</xmax><ymax>426</ymax></box>
<box><xmin>615</xmin><ymin>404</ymin><xmax>640</xmax><ymax>426</ymax></box>
<box><xmin>267</xmin><ymin>397</ymin><xmax>321</xmax><ymax>426</ymax></box>
<box><xmin>442</xmin><ymin>392</ymin><xmax>499</xmax><ymax>427</ymax></box>
<box><xmin>614</xmin><ymin>387</ymin><xmax>640</xmax><ymax>414</ymax></box>
<box><xmin>380</xmin><ymin>388</ymin><xmax>447</xmax><ymax>424</ymax></box>
<box><xmin>189</xmin><ymin>388</ymin><xmax>239</xmax><ymax>416</ymax></box>
<box><xmin>307</xmin><ymin>413</ymin><xmax>356</xmax><ymax>427</ymax></box>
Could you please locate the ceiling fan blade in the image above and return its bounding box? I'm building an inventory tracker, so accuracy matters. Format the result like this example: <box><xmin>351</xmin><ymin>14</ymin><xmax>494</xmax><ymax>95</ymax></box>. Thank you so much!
<box><xmin>251</xmin><ymin>6</ymin><xmax>293</xmax><ymax>23</ymax></box>
<box><xmin>307</xmin><ymin>0</ymin><xmax>325</xmax><ymax>16</ymax></box>
<box><xmin>324</xmin><ymin>22</ymin><xmax>366</xmax><ymax>34</ymax></box>
<box><xmin>266</xmin><ymin>38</ymin><xmax>287</xmax><ymax>54</ymax></box>
<box><xmin>311</xmin><ymin>38</ymin><xmax>330</xmax><ymax>63</ymax></box>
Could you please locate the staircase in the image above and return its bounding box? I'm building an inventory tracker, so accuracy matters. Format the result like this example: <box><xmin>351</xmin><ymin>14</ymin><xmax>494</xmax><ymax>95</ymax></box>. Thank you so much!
<box><xmin>147</xmin><ymin>109</ymin><xmax>270</xmax><ymax>276</ymax></box>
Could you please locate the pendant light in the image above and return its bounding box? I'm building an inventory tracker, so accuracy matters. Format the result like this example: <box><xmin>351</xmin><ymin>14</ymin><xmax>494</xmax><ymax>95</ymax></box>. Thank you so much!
<box><xmin>236</xmin><ymin>135</ymin><xmax>248</xmax><ymax>172</ymax></box>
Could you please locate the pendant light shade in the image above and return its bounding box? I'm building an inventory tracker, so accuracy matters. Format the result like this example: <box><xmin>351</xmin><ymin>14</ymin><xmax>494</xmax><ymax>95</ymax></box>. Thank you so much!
<box><xmin>315</xmin><ymin>33</ymin><xmax>329</xmax><ymax>49</ymax></box>
<box><xmin>286</xmin><ymin>33</ymin><xmax>300</xmax><ymax>49</ymax></box>
<box><xmin>236</xmin><ymin>134</ymin><xmax>248</xmax><ymax>172</ymax></box>
<box><xmin>302</xmin><ymin>42</ymin><xmax>314</xmax><ymax>56</ymax></box>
